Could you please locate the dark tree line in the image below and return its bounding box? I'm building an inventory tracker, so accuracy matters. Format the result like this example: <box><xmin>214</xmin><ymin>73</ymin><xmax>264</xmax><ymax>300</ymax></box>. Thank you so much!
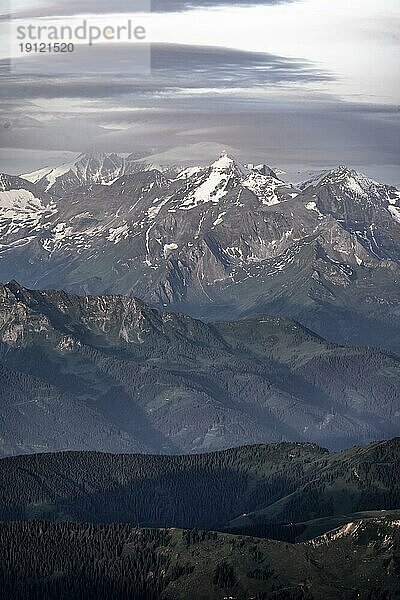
<box><xmin>0</xmin><ymin>522</ymin><xmax>175</xmax><ymax>600</ymax></box>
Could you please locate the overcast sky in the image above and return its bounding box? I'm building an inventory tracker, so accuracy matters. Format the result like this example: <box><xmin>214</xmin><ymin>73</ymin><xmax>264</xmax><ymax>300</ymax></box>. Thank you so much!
<box><xmin>0</xmin><ymin>0</ymin><xmax>399</xmax><ymax>181</ymax></box>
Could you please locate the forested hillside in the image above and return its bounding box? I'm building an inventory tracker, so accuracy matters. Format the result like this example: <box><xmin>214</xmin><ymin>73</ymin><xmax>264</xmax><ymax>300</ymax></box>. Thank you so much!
<box><xmin>0</xmin><ymin>439</ymin><xmax>398</xmax><ymax>536</ymax></box>
<box><xmin>1</xmin><ymin>519</ymin><xmax>399</xmax><ymax>600</ymax></box>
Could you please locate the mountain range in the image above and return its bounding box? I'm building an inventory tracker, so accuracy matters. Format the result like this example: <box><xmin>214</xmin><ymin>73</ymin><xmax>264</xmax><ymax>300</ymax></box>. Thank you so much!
<box><xmin>0</xmin><ymin>281</ymin><xmax>399</xmax><ymax>456</ymax></box>
<box><xmin>1</xmin><ymin>151</ymin><xmax>399</xmax><ymax>354</ymax></box>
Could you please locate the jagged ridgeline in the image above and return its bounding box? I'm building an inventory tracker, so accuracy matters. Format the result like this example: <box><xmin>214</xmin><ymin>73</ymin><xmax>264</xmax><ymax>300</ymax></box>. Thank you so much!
<box><xmin>1</xmin><ymin>152</ymin><xmax>400</xmax><ymax>353</ymax></box>
<box><xmin>1</xmin><ymin>282</ymin><xmax>400</xmax><ymax>455</ymax></box>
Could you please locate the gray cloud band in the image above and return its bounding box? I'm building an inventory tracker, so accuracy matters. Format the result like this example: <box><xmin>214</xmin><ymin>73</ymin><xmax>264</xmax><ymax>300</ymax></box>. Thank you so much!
<box><xmin>8</xmin><ymin>0</ymin><xmax>293</xmax><ymax>19</ymax></box>
<box><xmin>2</xmin><ymin>42</ymin><xmax>330</xmax><ymax>83</ymax></box>
<box><xmin>0</xmin><ymin>45</ymin><xmax>398</xmax><ymax>174</ymax></box>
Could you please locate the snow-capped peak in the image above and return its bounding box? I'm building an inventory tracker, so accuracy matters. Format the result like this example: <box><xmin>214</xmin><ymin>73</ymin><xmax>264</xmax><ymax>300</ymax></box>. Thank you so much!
<box><xmin>299</xmin><ymin>165</ymin><xmax>400</xmax><ymax>231</ymax></box>
<box><xmin>319</xmin><ymin>166</ymin><xmax>400</xmax><ymax>208</ymax></box>
<box><xmin>211</xmin><ymin>151</ymin><xmax>235</xmax><ymax>169</ymax></box>
<box><xmin>21</xmin><ymin>152</ymin><xmax>127</xmax><ymax>193</ymax></box>
<box><xmin>299</xmin><ymin>165</ymin><xmax>399</xmax><ymax>201</ymax></box>
<box><xmin>176</xmin><ymin>153</ymin><xmax>247</xmax><ymax>210</ymax></box>
<box><xmin>300</xmin><ymin>165</ymin><xmax>374</xmax><ymax>191</ymax></box>
<box><xmin>210</xmin><ymin>152</ymin><xmax>248</xmax><ymax>177</ymax></box>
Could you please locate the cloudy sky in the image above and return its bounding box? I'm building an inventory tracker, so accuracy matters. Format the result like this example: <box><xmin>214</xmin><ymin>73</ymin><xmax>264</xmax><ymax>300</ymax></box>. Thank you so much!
<box><xmin>0</xmin><ymin>0</ymin><xmax>399</xmax><ymax>182</ymax></box>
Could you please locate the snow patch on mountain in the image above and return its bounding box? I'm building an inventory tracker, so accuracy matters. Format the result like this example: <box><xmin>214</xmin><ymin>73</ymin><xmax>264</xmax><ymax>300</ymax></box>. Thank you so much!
<box><xmin>305</xmin><ymin>201</ymin><xmax>324</xmax><ymax>218</ymax></box>
<box><xmin>308</xmin><ymin>522</ymin><xmax>361</xmax><ymax>547</ymax></box>
<box><xmin>389</xmin><ymin>190</ymin><xmax>400</xmax><ymax>205</ymax></box>
<box><xmin>108</xmin><ymin>223</ymin><xmax>129</xmax><ymax>244</ymax></box>
<box><xmin>164</xmin><ymin>243</ymin><xmax>178</xmax><ymax>257</ymax></box>
<box><xmin>176</xmin><ymin>166</ymin><xmax>204</xmax><ymax>180</ymax></box>
<box><xmin>179</xmin><ymin>172</ymin><xmax>228</xmax><ymax>209</ymax></box>
<box><xmin>147</xmin><ymin>196</ymin><xmax>171</xmax><ymax>220</ymax></box>
<box><xmin>341</xmin><ymin>174</ymin><xmax>370</xmax><ymax>198</ymax></box>
<box><xmin>53</xmin><ymin>222</ymin><xmax>73</xmax><ymax>241</ymax></box>
<box><xmin>213</xmin><ymin>212</ymin><xmax>226</xmax><ymax>227</ymax></box>
<box><xmin>389</xmin><ymin>205</ymin><xmax>400</xmax><ymax>225</ymax></box>
<box><xmin>23</xmin><ymin>162</ymin><xmax>75</xmax><ymax>191</ymax></box>
<box><xmin>0</xmin><ymin>189</ymin><xmax>56</xmax><ymax>235</ymax></box>
<box><xmin>178</xmin><ymin>153</ymin><xmax>248</xmax><ymax>210</ymax></box>
<box><xmin>242</xmin><ymin>171</ymin><xmax>283</xmax><ymax>206</ymax></box>
<box><xmin>298</xmin><ymin>170</ymin><xmax>329</xmax><ymax>191</ymax></box>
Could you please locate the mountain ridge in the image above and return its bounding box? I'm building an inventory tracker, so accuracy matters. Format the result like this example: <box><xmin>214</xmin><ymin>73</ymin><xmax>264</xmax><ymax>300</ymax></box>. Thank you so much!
<box><xmin>2</xmin><ymin>517</ymin><xmax>399</xmax><ymax>599</ymax></box>
<box><xmin>0</xmin><ymin>437</ymin><xmax>398</xmax><ymax>531</ymax></box>
<box><xmin>1</xmin><ymin>151</ymin><xmax>399</xmax><ymax>353</ymax></box>
<box><xmin>0</xmin><ymin>281</ymin><xmax>399</xmax><ymax>456</ymax></box>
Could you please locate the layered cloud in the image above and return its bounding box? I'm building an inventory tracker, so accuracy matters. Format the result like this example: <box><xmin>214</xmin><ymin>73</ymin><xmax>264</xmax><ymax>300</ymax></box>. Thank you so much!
<box><xmin>9</xmin><ymin>0</ymin><xmax>294</xmax><ymax>18</ymax></box>
<box><xmin>2</xmin><ymin>42</ymin><xmax>330</xmax><ymax>87</ymax></box>
<box><xmin>0</xmin><ymin>0</ymin><xmax>399</xmax><ymax>179</ymax></box>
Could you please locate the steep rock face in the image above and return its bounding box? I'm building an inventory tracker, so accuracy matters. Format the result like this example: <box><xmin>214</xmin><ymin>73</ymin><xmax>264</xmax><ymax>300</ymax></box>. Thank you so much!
<box><xmin>300</xmin><ymin>166</ymin><xmax>400</xmax><ymax>262</ymax></box>
<box><xmin>0</xmin><ymin>280</ymin><xmax>160</xmax><ymax>346</ymax></box>
<box><xmin>1</xmin><ymin>153</ymin><xmax>400</xmax><ymax>352</ymax></box>
<box><xmin>0</xmin><ymin>283</ymin><xmax>399</xmax><ymax>456</ymax></box>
